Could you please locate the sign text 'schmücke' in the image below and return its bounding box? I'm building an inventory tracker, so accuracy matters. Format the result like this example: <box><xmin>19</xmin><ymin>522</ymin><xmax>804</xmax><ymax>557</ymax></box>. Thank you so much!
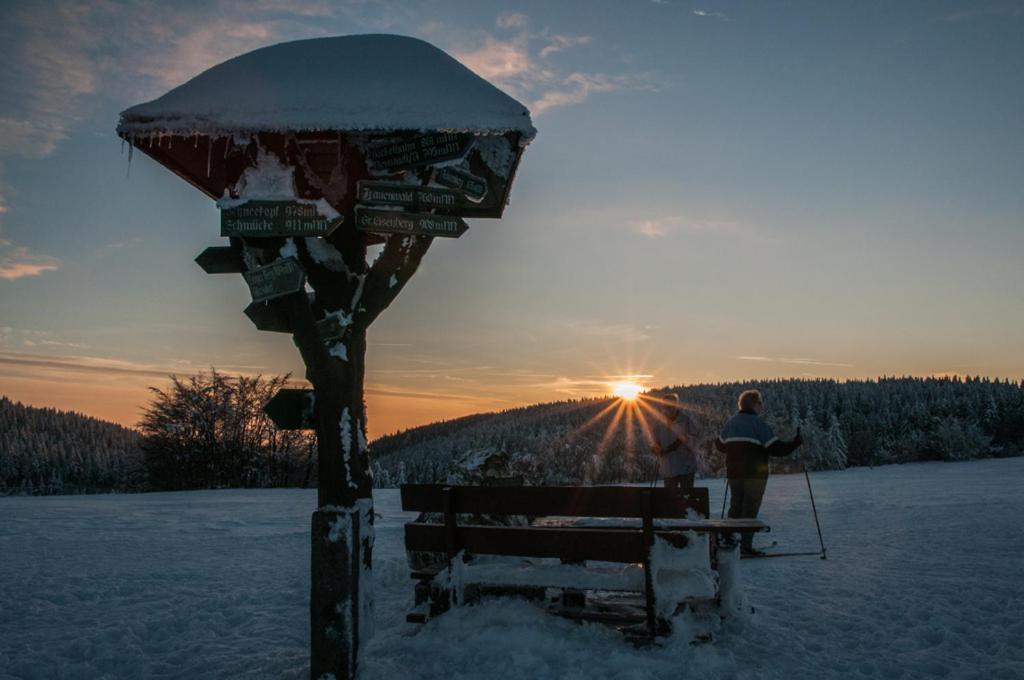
<box><xmin>221</xmin><ymin>201</ymin><xmax>342</xmax><ymax>238</ymax></box>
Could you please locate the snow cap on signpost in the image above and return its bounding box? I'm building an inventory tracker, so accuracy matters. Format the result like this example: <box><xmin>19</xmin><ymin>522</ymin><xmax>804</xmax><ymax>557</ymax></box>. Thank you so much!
<box><xmin>116</xmin><ymin>34</ymin><xmax>535</xmax><ymax>222</ymax></box>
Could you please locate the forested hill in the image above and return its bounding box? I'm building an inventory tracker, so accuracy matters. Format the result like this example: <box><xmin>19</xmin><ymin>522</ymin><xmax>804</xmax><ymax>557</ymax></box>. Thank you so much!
<box><xmin>0</xmin><ymin>397</ymin><xmax>144</xmax><ymax>495</ymax></box>
<box><xmin>369</xmin><ymin>377</ymin><xmax>1024</xmax><ymax>486</ymax></box>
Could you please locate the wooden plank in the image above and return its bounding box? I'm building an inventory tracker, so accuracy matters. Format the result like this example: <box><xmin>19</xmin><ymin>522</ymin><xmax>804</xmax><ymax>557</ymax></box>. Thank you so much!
<box><xmin>242</xmin><ymin>257</ymin><xmax>305</xmax><ymax>303</ymax></box>
<box><xmin>357</xmin><ymin>181</ymin><xmax>474</xmax><ymax>211</ymax></box>
<box><xmin>195</xmin><ymin>246</ymin><xmax>243</xmax><ymax>274</ymax></box>
<box><xmin>442</xmin><ymin>487</ymin><xmax>458</xmax><ymax>560</ymax></box>
<box><xmin>220</xmin><ymin>201</ymin><xmax>343</xmax><ymax>238</ymax></box>
<box><xmin>400</xmin><ymin>484</ymin><xmax>710</xmax><ymax>519</ymax></box>
<box><xmin>365</xmin><ymin>133</ymin><xmax>472</xmax><ymax>172</ymax></box>
<box><xmin>537</xmin><ymin>518</ymin><xmax>769</xmax><ymax>533</ymax></box>
<box><xmin>404</xmin><ymin>523</ymin><xmax>647</xmax><ymax>564</ymax></box>
<box><xmin>263</xmin><ymin>389</ymin><xmax>315</xmax><ymax>430</ymax></box>
<box><xmin>354</xmin><ymin>207</ymin><xmax>468</xmax><ymax>238</ymax></box>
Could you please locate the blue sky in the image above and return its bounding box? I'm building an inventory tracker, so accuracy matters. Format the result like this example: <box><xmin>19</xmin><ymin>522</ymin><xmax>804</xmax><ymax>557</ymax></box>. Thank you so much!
<box><xmin>0</xmin><ymin>0</ymin><xmax>1022</xmax><ymax>434</ymax></box>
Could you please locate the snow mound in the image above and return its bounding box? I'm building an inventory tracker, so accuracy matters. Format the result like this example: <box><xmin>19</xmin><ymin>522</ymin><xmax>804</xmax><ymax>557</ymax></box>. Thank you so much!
<box><xmin>117</xmin><ymin>34</ymin><xmax>536</xmax><ymax>139</ymax></box>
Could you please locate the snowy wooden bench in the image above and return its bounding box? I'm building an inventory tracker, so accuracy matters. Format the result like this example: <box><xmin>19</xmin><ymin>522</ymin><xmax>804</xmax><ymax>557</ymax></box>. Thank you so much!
<box><xmin>401</xmin><ymin>484</ymin><xmax>768</xmax><ymax>639</ymax></box>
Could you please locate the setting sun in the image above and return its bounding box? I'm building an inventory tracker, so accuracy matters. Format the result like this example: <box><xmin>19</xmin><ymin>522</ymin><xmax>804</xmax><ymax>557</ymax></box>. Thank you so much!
<box><xmin>611</xmin><ymin>381</ymin><xmax>643</xmax><ymax>401</ymax></box>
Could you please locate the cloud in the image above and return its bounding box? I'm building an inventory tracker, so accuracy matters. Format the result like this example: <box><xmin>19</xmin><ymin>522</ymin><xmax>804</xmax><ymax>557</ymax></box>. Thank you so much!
<box><xmin>736</xmin><ymin>355</ymin><xmax>854</xmax><ymax>368</ymax></box>
<box><xmin>0</xmin><ymin>0</ymin><xmax>338</xmax><ymax>159</ymax></box>
<box><xmin>538</xmin><ymin>34</ymin><xmax>592</xmax><ymax>58</ymax></box>
<box><xmin>452</xmin><ymin>17</ymin><xmax>647</xmax><ymax>115</ymax></box>
<box><xmin>455</xmin><ymin>34</ymin><xmax>537</xmax><ymax>84</ymax></box>
<box><xmin>0</xmin><ymin>240</ymin><xmax>60</xmax><ymax>280</ymax></box>
<box><xmin>629</xmin><ymin>215</ymin><xmax>741</xmax><ymax>238</ymax></box>
<box><xmin>0</xmin><ymin>351</ymin><xmax>185</xmax><ymax>380</ymax></box>
<box><xmin>563</xmin><ymin>319</ymin><xmax>652</xmax><ymax>343</ymax></box>
<box><xmin>0</xmin><ymin>327</ymin><xmax>89</xmax><ymax>351</ymax></box>
<box><xmin>94</xmin><ymin>237</ymin><xmax>143</xmax><ymax>258</ymax></box>
<box><xmin>693</xmin><ymin>9</ymin><xmax>728</xmax><ymax>19</ymax></box>
<box><xmin>496</xmin><ymin>12</ymin><xmax>529</xmax><ymax>29</ymax></box>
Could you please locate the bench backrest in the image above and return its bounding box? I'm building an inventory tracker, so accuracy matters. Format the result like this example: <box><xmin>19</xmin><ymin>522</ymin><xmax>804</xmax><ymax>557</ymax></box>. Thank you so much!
<box><xmin>402</xmin><ymin>484</ymin><xmax>711</xmax><ymax>564</ymax></box>
<box><xmin>400</xmin><ymin>484</ymin><xmax>710</xmax><ymax>519</ymax></box>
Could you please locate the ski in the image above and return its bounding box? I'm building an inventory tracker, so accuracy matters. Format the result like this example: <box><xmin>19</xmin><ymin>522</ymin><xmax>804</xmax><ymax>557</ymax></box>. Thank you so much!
<box><xmin>741</xmin><ymin>550</ymin><xmax>824</xmax><ymax>560</ymax></box>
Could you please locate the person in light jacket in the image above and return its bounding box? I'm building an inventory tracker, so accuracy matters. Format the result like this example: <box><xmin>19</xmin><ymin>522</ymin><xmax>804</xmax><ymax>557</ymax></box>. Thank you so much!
<box><xmin>651</xmin><ymin>393</ymin><xmax>700</xmax><ymax>492</ymax></box>
<box><xmin>715</xmin><ymin>389</ymin><xmax>802</xmax><ymax>555</ymax></box>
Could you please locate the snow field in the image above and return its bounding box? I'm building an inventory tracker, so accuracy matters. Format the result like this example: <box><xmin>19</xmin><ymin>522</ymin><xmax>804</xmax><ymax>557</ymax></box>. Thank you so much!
<box><xmin>2</xmin><ymin>458</ymin><xmax>1023</xmax><ymax>679</ymax></box>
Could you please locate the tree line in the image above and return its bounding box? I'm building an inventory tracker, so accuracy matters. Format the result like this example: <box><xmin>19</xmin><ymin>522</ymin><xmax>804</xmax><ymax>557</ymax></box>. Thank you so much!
<box><xmin>0</xmin><ymin>371</ymin><xmax>316</xmax><ymax>495</ymax></box>
<box><xmin>370</xmin><ymin>376</ymin><xmax>1024</xmax><ymax>487</ymax></box>
<box><xmin>3</xmin><ymin>374</ymin><xmax>1022</xmax><ymax>494</ymax></box>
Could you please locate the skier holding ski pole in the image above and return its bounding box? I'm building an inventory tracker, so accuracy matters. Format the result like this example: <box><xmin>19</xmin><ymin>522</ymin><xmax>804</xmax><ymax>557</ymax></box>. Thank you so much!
<box><xmin>715</xmin><ymin>389</ymin><xmax>803</xmax><ymax>556</ymax></box>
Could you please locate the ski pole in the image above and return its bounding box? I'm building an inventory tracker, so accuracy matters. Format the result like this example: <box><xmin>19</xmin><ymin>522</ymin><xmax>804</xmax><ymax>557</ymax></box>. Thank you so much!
<box><xmin>720</xmin><ymin>477</ymin><xmax>729</xmax><ymax>519</ymax></box>
<box><xmin>800</xmin><ymin>455</ymin><xmax>827</xmax><ymax>560</ymax></box>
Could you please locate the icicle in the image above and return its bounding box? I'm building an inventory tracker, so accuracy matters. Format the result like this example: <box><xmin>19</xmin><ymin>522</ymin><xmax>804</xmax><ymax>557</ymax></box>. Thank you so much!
<box><xmin>193</xmin><ymin>131</ymin><xmax>199</xmax><ymax>148</ymax></box>
<box><xmin>120</xmin><ymin>138</ymin><xmax>125</xmax><ymax>155</ymax></box>
<box><xmin>168</xmin><ymin>134</ymin><xmax>173</xmax><ymax>149</ymax></box>
<box><xmin>126</xmin><ymin>143</ymin><xmax>133</xmax><ymax>178</ymax></box>
<box><xmin>206</xmin><ymin>136</ymin><xmax>212</xmax><ymax>177</ymax></box>
<box><xmin>223</xmin><ymin>136</ymin><xmax>231</xmax><ymax>159</ymax></box>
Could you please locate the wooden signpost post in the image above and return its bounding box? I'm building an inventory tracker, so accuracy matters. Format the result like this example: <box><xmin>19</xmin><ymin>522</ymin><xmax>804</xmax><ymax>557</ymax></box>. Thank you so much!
<box><xmin>117</xmin><ymin>34</ymin><xmax>534</xmax><ymax>680</ymax></box>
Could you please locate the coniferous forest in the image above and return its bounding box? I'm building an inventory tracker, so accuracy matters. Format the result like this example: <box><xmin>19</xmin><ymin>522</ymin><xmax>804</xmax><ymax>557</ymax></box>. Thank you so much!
<box><xmin>0</xmin><ymin>396</ymin><xmax>144</xmax><ymax>494</ymax></box>
<box><xmin>2</xmin><ymin>375</ymin><xmax>1022</xmax><ymax>494</ymax></box>
<box><xmin>370</xmin><ymin>376</ymin><xmax>1024</xmax><ymax>487</ymax></box>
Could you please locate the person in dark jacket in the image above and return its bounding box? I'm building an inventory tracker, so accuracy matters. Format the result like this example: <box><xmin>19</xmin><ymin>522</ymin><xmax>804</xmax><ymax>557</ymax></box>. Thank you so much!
<box><xmin>651</xmin><ymin>393</ymin><xmax>700</xmax><ymax>492</ymax></box>
<box><xmin>715</xmin><ymin>389</ymin><xmax>802</xmax><ymax>555</ymax></box>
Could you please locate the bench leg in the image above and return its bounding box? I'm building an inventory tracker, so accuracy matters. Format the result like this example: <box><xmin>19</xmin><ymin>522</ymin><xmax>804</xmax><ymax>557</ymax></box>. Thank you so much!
<box><xmin>716</xmin><ymin>543</ymin><xmax>744</xmax><ymax>616</ymax></box>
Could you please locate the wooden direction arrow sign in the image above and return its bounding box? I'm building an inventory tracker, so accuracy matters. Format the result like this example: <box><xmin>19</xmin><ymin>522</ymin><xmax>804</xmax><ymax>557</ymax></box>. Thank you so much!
<box><xmin>354</xmin><ymin>207</ymin><xmax>468</xmax><ymax>238</ymax></box>
<box><xmin>357</xmin><ymin>181</ymin><xmax>472</xmax><ymax>212</ymax></box>
<box><xmin>243</xmin><ymin>257</ymin><xmax>306</xmax><ymax>303</ymax></box>
<box><xmin>435</xmin><ymin>167</ymin><xmax>488</xmax><ymax>200</ymax></box>
<box><xmin>244</xmin><ymin>300</ymin><xmax>292</xmax><ymax>333</ymax></box>
<box><xmin>195</xmin><ymin>246</ymin><xmax>244</xmax><ymax>274</ymax></box>
<box><xmin>221</xmin><ymin>201</ymin><xmax>343</xmax><ymax>238</ymax></box>
<box><xmin>365</xmin><ymin>133</ymin><xmax>472</xmax><ymax>172</ymax></box>
<box><xmin>264</xmin><ymin>388</ymin><xmax>315</xmax><ymax>430</ymax></box>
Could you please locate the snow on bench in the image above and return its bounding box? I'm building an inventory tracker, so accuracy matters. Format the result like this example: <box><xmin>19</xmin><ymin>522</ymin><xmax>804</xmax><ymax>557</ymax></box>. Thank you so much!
<box><xmin>400</xmin><ymin>484</ymin><xmax>764</xmax><ymax>638</ymax></box>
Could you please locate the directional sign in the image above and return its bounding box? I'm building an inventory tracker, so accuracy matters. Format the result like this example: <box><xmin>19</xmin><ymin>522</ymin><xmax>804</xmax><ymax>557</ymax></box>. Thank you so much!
<box><xmin>435</xmin><ymin>167</ymin><xmax>488</xmax><ymax>201</ymax></box>
<box><xmin>354</xmin><ymin>207</ymin><xmax>468</xmax><ymax>238</ymax></box>
<box><xmin>366</xmin><ymin>133</ymin><xmax>472</xmax><ymax>172</ymax></box>
<box><xmin>357</xmin><ymin>181</ymin><xmax>472</xmax><ymax>212</ymax></box>
<box><xmin>221</xmin><ymin>201</ymin><xmax>343</xmax><ymax>238</ymax></box>
<box><xmin>244</xmin><ymin>300</ymin><xmax>292</xmax><ymax>333</ymax></box>
<box><xmin>195</xmin><ymin>246</ymin><xmax>244</xmax><ymax>274</ymax></box>
<box><xmin>243</xmin><ymin>257</ymin><xmax>305</xmax><ymax>303</ymax></box>
<box><xmin>264</xmin><ymin>388</ymin><xmax>315</xmax><ymax>430</ymax></box>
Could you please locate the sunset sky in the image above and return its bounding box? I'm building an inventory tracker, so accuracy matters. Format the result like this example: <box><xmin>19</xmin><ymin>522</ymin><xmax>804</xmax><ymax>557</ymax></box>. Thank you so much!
<box><xmin>1</xmin><ymin>0</ymin><xmax>1022</xmax><ymax>437</ymax></box>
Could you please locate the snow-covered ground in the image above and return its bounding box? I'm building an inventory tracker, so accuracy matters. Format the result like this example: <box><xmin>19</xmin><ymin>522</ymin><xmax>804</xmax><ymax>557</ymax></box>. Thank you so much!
<box><xmin>2</xmin><ymin>458</ymin><xmax>1022</xmax><ymax>680</ymax></box>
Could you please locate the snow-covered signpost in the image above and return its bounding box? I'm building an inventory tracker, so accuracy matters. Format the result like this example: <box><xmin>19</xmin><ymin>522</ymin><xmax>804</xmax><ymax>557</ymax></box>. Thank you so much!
<box><xmin>116</xmin><ymin>35</ymin><xmax>535</xmax><ymax>679</ymax></box>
